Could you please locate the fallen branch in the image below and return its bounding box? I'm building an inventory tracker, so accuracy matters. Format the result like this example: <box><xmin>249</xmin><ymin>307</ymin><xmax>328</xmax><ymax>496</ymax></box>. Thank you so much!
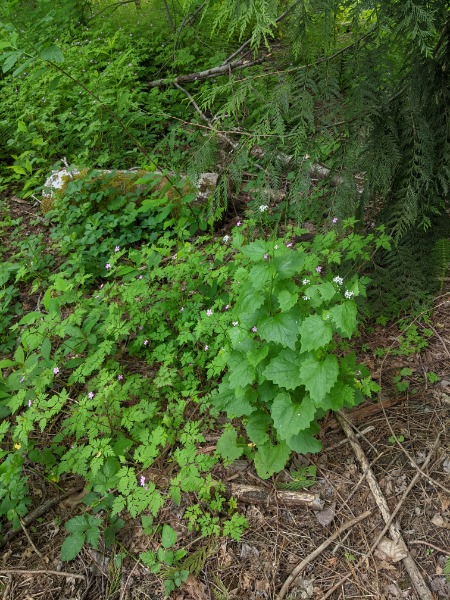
<box><xmin>228</xmin><ymin>483</ymin><xmax>323</xmax><ymax>510</ymax></box>
<box><xmin>0</xmin><ymin>569</ymin><xmax>85</xmax><ymax>581</ymax></box>
<box><xmin>335</xmin><ymin>411</ymin><xmax>434</xmax><ymax>600</ymax></box>
<box><xmin>0</xmin><ymin>485</ymin><xmax>84</xmax><ymax>549</ymax></box>
<box><xmin>276</xmin><ymin>510</ymin><xmax>372</xmax><ymax>600</ymax></box>
<box><xmin>148</xmin><ymin>56</ymin><xmax>267</xmax><ymax>88</ymax></box>
<box><xmin>322</xmin><ymin>395</ymin><xmax>402</xmax><ymax>432</ymax></box>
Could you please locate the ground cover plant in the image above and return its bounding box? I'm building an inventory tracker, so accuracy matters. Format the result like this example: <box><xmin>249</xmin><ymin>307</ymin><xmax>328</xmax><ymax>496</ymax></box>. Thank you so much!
<box><xmin>0</xmin><ymin>1</ymin><xmax>449</xmax><ymax>598</ymax></box>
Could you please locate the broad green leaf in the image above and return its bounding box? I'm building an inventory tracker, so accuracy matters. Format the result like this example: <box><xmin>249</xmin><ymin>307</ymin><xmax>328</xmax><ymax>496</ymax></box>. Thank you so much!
<box><xmin>65</xmin><ymin>515</ymin><xmax>87</xmax><ymax>534</ymax></box>
<box><xmin>14</xmin><ymin>346</ymin><xmax>24</xmax><ymax>365</ymax></box>
<box><xmin>39</xmin><ymin>45</ymin><xmax>64</xmax><ymax>63</ymax></box>
<box><xmin>213</xmin><ymin>381</ymin><xmax>256</xmax><ymax>417</ymax></box>
<box><xmin>258</xmin><ymin>311</ymin><xmax>300</xmax><ymax>350</ymax></box>
<box><xmin>263</xmin><ymin>349</ymin><xmax>301</xmax><ymax>390</ymax></box>
<box><xmin>273</xmin><ymin>251</ymin><xmax>305</xmax><ymax>278</ymax></box>
<box><xmin>12</xmin><ymin>56</ymin><xmax>34</xmax><ymax>77</ymax></box>
<box><xmin>18</xmin><ymin>311</ymin><xmax>44</xmax><ymax>325</ymax></box>
<box><xmin>241</xmin><ymin>240</ymin><xmax>268</xmax><ymax>262</ymax></box>
<box><xmin>41</xmin><ymin>337</ymin><xmax>51</xmax><ymax>361</ymax></box>
<box><xmin>299</xmin><ymin>354</ymin><xmax>339</xmax><ymax>404</ymax></box>
<box><xmin>228</xmin><ymin>327</ymin><xmax>254</xmax><ymax>352</ymax></box>
<box><xmin>85</xmin><ymin>525</ymin><xmax>100</xmax><ymax>549</ymax></box>
<box><xmin>49</xmin><ymin>74</ymin><xmax>62</xmax><ymax>91</ymax></box>
<box><xmin>277</xmin><ymin>289</ymin><xmax>298</xmax><ymax>312</ymax></box>
<box><xmin>228</xmin><ymin>352</ymin><xmax>256</xmax><ymax>389</ymax></box>
<box><xmin>321</xmin><ymin>382</ymin><xmax>355</xmax><ymax>411</ymax></box>
<box><xmin>217</xmin><ymin>426</ymin><xmax>244</xmax><ymax>461</ymax></box>
<box><xmin>246</xmin><ymin>412</ymin><xmax>272</xmax><ymax>445</ymax></box>
<box><xmin>271</xmin><ymin>392</ymin><xmax>316</xmax><ymax>439</ymax></box>
<box><xmin>247</xmin><ymin>345</ymin><xmax>269</xmax><ymax>367</ymax></box>
<box><xmin>0</xmin><ymin>359</ymin><xmax>17</xmax><ymax>369</ymax></box>
<box><xmin>330</xmin><ymin>300</ymin><xmax>358</xmax><ymax>338</ymax></box>
<box><xmin>299</xmin><ymin>314</ymin><xmax>333</xmax><ymax>352</ymax></box>
<box><xmin>318</xmin><ymin>281</ymin><xmax>337</xmax><ymax>302</ymax></box>
<box><xmin>286</xmin><ymin>430</ymin><xmax>322</xmax><ymax>454</ymax></box>
<box><xmin>249</xmin><ymin>262</ymin><xmax>275</xmax><ymax>289</ymax></box>
<box><xmin>237</xmin><ymin>285</ymin><xmax>265</xmax><ymax>314</ymax></box>
<box><xmin>253</xmin><ymin>440</ymin><xmax>291</xmax><ymax>479</ymax></box>
<box><xmin>1</xmin><ymin>50</ymin><xmax>24</xmax><ymax>73</ymax></box>
<box><xmin>61</xmin><ymin>532</ymin><xmax>85</xmax><ymax>561</ymax></box>
<box><xmin>161</xmin><ymin>525</ymin><xmax>177</xmax><ymax>548</ymax></box>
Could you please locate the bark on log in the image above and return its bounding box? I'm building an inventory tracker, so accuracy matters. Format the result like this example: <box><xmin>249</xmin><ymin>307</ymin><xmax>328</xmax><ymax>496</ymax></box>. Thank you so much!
<box><xmin>228</xmin><ymin>483</ymin><xmax>323</xmax><ymax>510</ymax></box>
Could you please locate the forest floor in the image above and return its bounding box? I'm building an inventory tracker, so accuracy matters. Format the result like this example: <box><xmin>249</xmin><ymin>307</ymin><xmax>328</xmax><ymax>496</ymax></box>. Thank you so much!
<box><xmin>1</xmin><ymin>194</ymin><xmax>449</xmax><ymax>600</ymax></box>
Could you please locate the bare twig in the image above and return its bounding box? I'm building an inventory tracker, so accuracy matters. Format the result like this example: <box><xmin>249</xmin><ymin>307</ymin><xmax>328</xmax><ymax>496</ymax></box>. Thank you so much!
<box><xmin>325</xmin><ymin>426</ymin><xmax>375</xmax><ymax>451</ymax></box>
<box><xmin>368</xmin><ymin>433</ymin><xmax>441</xmax><ymax>556</ymax></box>
<box><xmin>276</xmin><ymin>510</ymin><xmax>372</xmax><ymax>600</ymax></box>
<box><xmin>409</xmin><ymin>540</ymin><xmax>450</xmax><ymax>556</ymax></box>
<box><xmin>148</xmin><ymin>56</ymin><xmax>267</xmax><ymax>88</ymax></box>
<box><xmin>0</xmin><ymin>569</ymin><xmax>85</xmax><ymax>581</ymax></box>
<box><xmin>174</xmin><ymin>82</ymin><xmax>238</xmax><ymax>150</ymax></box>
<box><xmin>336</xmin><ymin>411</ymin><xmax>434</xmax><ymax>600</ymax></box>
<box><xmin>19</xmin><ymin>519</ymin><xmax>42</xmax><ymax>557</ymax></box>
<box><xmin>0</xmin><ymin>485</ymin><xmax>84</xmax><ymax>549</ymax></box>
<box><xmin>88</xmin><ymin>0</ymin><xmax>138</xmax><ymax>21</ymax></box>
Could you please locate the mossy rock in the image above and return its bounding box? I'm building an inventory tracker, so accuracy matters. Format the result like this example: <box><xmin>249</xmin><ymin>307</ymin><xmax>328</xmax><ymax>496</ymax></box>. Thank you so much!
<box><xmin>42</xmin><ymin>168</ymin><xmax>215</xmax><ymax>215</ymax></box>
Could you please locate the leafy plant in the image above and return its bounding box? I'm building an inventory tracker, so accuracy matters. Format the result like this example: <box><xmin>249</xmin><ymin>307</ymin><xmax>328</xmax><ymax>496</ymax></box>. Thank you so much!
<box><xmin>214</xmin><ymin>221</ymin><xmax>383</xmax><ymax>478</ymax></box>
<box><xmin>393</xmin><ymin>368</ymin><xmax>413</xmax><ymax>393</ymax></box>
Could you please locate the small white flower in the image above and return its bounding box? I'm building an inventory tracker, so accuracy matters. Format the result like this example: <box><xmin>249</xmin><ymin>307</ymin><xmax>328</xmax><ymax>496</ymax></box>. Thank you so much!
<box><xmin>302</xmin><ymin>279</ymin><xmax>310</xmax><ymax>285</ymax></box>
<box><xmin>333</xmin><ymin>276</ymin><xmax>344</xmax><ymax>285</ymax></box>
<box><xmin>232</xmin><ymin>321</ymin><xmax>239</xmax><ymax>326</ymax></box>
<box><xmin>223</xmin><ymin>235</ymin><xmax>230</xmax><ymax>243</ymax></box>
<box><xmin>274</xmin><ymin>245</ymin><xmax>278</xmax><ymax>250</ymax></box>
<box><xmin>303</xmin><ymin>295</ymin><xmax>310</xmax><ymax>301</ymax></box>
<box><xmin>259</xmin><ymin>204</ymin><xmax>268</xmax><ymax>213</ymax></box>
<box><xmin>344</xmin><ymin>290</ymin><xmax>354</xmax><ymax>299</ymax></box>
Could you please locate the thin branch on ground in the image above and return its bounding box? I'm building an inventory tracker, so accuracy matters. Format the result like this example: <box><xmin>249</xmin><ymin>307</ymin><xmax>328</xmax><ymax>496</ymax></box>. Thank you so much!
<box><xmin>335</xmin><ymin>411</ymin><xmax>434</xmax><ymax>600</ymax></box>
<box><xmin>276</xmin><ymin>510</ymin><xmax>372</xmax><ymax>600</ymax></box>
<box><xmin>409</xmin><ymin>540</ymin><xmax>450</xmax><ymax>556</ymax></box>
<box><xmin>377</xmin><ymin>294</ymin><xmax>450</xmax><ymax>496</ymax></box>
<box><xmin>0</xmin><ymin>569</ymin><xmax>85</xmax><ymax>581</ymax></box>
<box><xmin>174</xmin><ymin>82</ymin><xmax>238</xmax><ymax>150</ymax></box>
<box><xmin>367</xmin><ymin>432</ymin><xmax>441</xmax><ymax>556</ymax></box>
<box><xmin>326</xmin><ymin>426</ymin><xmax>375</xmax><ymax>451</ymax></box>
<box><xmin>0</xmin><ymin>485</ymin><xmax>84</xmax><ymax>549</ymax></box>
<box><xmin>20</xmin><ymin>519</ymin><xmax>42</xmax><ymax>557</ymax></box>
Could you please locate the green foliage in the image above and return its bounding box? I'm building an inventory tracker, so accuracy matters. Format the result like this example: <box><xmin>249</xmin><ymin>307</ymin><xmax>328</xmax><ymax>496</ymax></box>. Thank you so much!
<box><xmin>276</xmin><ymin>465</ymin><xmax>317</xmax><ymax>491</ymax></box>
<box><xmin>213</xmin><ymin>222</ymin><xmax>383</xmax><ymax>478</ymax></box>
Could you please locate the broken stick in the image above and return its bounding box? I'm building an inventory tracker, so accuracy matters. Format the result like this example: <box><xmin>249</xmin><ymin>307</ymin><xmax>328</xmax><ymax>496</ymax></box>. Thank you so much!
<box><xmin>335</xmin><ymin>411</ymin><xmax>434</xmax><ymax>600</ymax></box>
<box><xmin>228</xmin><ymin>482</ymin><xmax>323</xmax><ymax>510</ymax></box>
<box><xmin>276</xmin><ymin>510</ymin><xmax>372</xmax><ymax>600</ymax></box>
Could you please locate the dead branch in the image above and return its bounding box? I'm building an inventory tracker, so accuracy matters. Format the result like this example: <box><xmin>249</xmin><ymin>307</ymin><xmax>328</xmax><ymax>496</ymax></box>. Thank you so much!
<box><xmin>148</xmin><ymin>56</ymin><xmax>267</xmax><ymax>88</ymax></box>
<box><xmin>228</xmin><ymin>483</ymin><xmax>323</xmax><ymax>510</ymax></box>
<box><xmin>322</xmin><ymin>395</ymin><xmax>402</xmax><ymax>432</ymax></box>
<box><xmin>0</xmin><ymin>569</ymin><xmax>85</xmax><ymax>581</ymax></box>
<box><xmin>276</xmin><ymin>510</ymin><xmax>372</xmax><ymax>600</ymax></box>
<box><xmin>368</xmin><ymin>433</ymin><xmax>440</xmax><ymax>555</ymax></box>
<box><xmin>0</xmin><ymin>485</ymin><xmax>84</xmax><ymax>549</ymax></box>
<box><xmin>336</xmin><ymin>411</ymin><xmax>434</xmax><ymax>600</ymax></box>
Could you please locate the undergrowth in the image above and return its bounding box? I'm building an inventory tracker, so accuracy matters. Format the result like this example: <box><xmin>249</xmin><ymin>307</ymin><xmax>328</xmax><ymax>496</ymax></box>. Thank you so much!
<box><xmin>0</xmin><ymin>174</ymin><xmax>389</xmax><ymax>593</ymax></box>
